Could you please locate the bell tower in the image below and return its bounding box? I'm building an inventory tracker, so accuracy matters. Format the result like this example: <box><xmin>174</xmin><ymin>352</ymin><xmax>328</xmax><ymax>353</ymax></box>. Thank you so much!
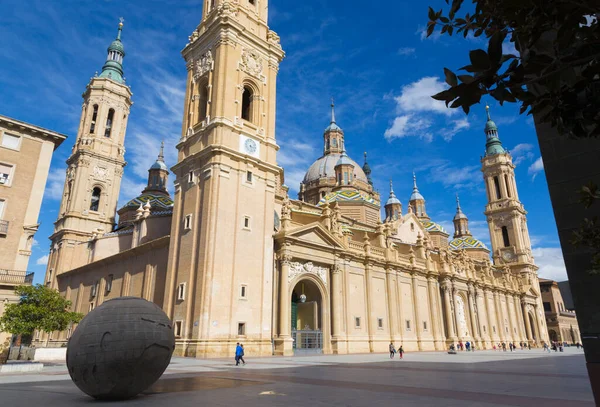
<box><xmin>481</xmin><ymin>106</ymin><xmax>534</xmax><ymax>268</ymax></box>
<box><xmin>163</xmin><ymin>0</ymin><xmax>285</xmax><ymax>357</ymax></box>
<box><xmin>45</xmin><ymin>20</ymin><xmax>132</xmax><ymax>288</ymax></box>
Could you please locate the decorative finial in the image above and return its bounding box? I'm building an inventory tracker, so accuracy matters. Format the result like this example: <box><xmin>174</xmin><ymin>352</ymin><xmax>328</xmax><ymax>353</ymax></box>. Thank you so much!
<box><xmin>486</xmin><ymin>104</ymin><xmax>492</xmax><ymax>121</ymax></box>
<box><xmin>390</xmin><ymin>179</ymin><xmax>395</xmax><ymax>194</ymax></box>
<box><xmin>413</xmin><ymin>172</ymin><xmax>418</xmax><ymax>189</ymax></box>
<box><xmin>456</xmin><ymin>193</ymin><xmax>461</xmax><ymax>209</ymax></box>
<box><xmin>364</xmin><ymin>151</ymin><xmax>367</xmax><ymax>162</ymax></box>
<box><xmin>158</xmin><ymin>140</ymin><xmax>165</xmax><ymax>161</ymax></box>
<box><xmin>117</xmin><ymin>17</ymin><xmax>124</xmax><ymax>40</ymax></box>
<box><xmin>330</xmin><ymin>97</ymin><xmax>336</xmax><ymax>124</ymax></box>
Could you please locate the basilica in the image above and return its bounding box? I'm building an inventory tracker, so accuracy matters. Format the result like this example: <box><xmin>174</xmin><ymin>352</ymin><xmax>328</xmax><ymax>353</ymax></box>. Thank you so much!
<box><xmin>40</xmin><ymin>0</ymin><xmax>549</xmax><ymax>357</ymax></box>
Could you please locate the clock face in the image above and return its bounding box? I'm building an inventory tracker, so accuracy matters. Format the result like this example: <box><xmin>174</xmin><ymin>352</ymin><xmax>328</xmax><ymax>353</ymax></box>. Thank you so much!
<box><xmin>502</xmin><ymin>251</ymin><xmax>515</xmax><ymax>262</ymax></box>
<box><xmin>244</xmin><ymin>138</ymin><xmax>257</xmax><ymax>154</ymax></box>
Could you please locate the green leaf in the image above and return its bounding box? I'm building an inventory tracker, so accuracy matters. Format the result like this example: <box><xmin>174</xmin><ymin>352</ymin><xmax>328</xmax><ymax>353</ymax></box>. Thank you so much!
<box><xmin>428</xmin><ymin>6</ymin><xmax>436</xmax><ymax>20</ymax></box>
<box><xmin>488</xmin><ymin>31</ymin><xmax>506</xmax><ymax>67</ymax></box>
<box><xmin>444</xmin><ymin>68</ymin><xmax>458</xmax><ymax>87</ymax></box>
<box><xmin>469</xmin><ymin>49</ymin><xmax>491</xmax><ymax>72</ymax></box>
<box><xmin>426</xmin><ymin>22</ymin><xmax>436</xmax><ymax>37</ymax></box>
<box><xmin>458</xmin><ymin>74</ymin><xmax>475</xmax><ymax>84</ymax></box>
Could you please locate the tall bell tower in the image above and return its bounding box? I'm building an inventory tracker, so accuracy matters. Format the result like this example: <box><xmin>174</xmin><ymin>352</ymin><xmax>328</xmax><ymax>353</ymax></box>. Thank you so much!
<box><xmin>481</xmin><ymin>105</ymin><xmax>534</xmax><ymax>269</ymax></box>
<box><xmin>45</xmin><ymin>21</ymin><xmax>132</xmax><ymax>288</ymax></box>
<box><xmin>163</xmin><ymin>0</ymin><xmax>285</xmax><ymax>357</ymax></box>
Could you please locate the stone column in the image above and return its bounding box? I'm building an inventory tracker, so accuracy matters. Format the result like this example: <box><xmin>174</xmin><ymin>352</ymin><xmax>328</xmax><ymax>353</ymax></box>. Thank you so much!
<box><xmin>331</xmin><ymin>262</ymin><xmax>343</xmax><ymax>339</ymax></box>
<box><xmin>411</xmin><ymin>272</ymin><xmax>423</xmax><ymax>350</ymax></box>
<box><xmin>522</xmin><ymin>299</ymin><xmax>533</xmax><ymax>343</ymax></box>
<box><xmin>513</xmin><ymin>295</ymin><xmax>526</xmax><ymax>342</ymax></box>
<box><xmin>364</xmin><ymin>262</ymin><xmax>374</xmax><ymax>352</ymax></box>
<box><xmin>493</xmin><ymin>290</ymin><xmax>505</xmax><ymax>342</ymax></box>
<box><xmin>275</xmin><ymin>252</ymin><xmax>293</xmax><ymax>356</ymax></box>
<box><xmin>533</xmin><ymin>304</ymin><xmax>543</xmax><ymax>344</ymax></box>
<box><xmin>442</xmin><ymin>283</ymin><xmax>456</xmax><ymax>342</ymax></box>
<box><xmin>453</xmin><ymin>288</ymin><xmax>462</xmax><ymax>342</ymax></box>
<box><xmin>483</xmin><ymin>289</ymin><xmax>495</xmax><ymax>343</ymax></box>
<box><xmin>467</xmin><ymin>285</ymin><xmax>480</xmax><ymax>345</ymax></box>
<box><xmin>427</xmin><ymin>276</ymin><xmax>442</xmax><ymax>350</ymax></box>
<box><xmin>504</xmin><ymin>293</ymin><xmax>517</xmax><ymax>343</ymax></box>
<box><xmin>386</xmin><ymin>268</ymin><xmax>399</xmax><ymax>342</ymax></box>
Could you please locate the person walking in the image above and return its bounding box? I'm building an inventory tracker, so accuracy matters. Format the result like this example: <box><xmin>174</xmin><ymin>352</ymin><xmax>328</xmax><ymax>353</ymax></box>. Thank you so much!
<box><xmin>389</xmin><ymin>342</ymin><xmax>396</xmax><ymax>359</ymax></box>
<box><xmin>466</xmin><ymin>341</ymin><xmax>470</xmax><ymax>351</ymax></box>
<box><xmin>528</xmin><ymin>343</ymin><xmax>531</xmax><ymax>350</ymax></box>
<box><xmin>398</xmin><ymin>345</ymin><xmax>404</xmax><ymax>359</ymax></box>
<box><xmin>239</xmin><ymin>344</ymin><xmax>246</xmax><ymax>365</ymax></box>
<box><xmin>235</xmin><ymin>342</ymin><xmax>242</xmax><ymax>366</ymax></box>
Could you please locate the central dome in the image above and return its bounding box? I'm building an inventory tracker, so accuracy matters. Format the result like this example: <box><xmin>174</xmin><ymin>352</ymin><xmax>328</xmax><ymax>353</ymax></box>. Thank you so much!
<box><xmin>303</xmin><ymin>153</ymin><xmax>368</xmax><ymax>184</ymax></box>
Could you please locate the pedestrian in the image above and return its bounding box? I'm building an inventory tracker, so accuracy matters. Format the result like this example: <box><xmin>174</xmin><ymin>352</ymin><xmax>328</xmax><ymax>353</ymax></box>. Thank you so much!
<box><xmin>528</xmin><ymin>343</ymin><xmax>531</xmax><ymax>350</ymax></box>
<box><xmin>502</xmin><ymin>342</ymin><xmax>506</xmax><ymax>352</ymax></box>
<box><xmin>235</xmin><ymin>342</ymin><xmax>242</xmax><ymax>366</ymax></box>
<box><xmin>239</xmin><ymin>344</ymin><xmax>246</xmax><ymax>365</ymax></box>
<box><xmin>459</xmin><ymin>341</ymin><xmax>463</xmax><ymax>351</ymax></box>
<box><xmin>576</xmin><ymin>342</ymin><xmax>580</xmax><ymax>349</ymax></box>
<box><xmin>493</xmin><ymin>344</ymin><xmax>497</xmax><ymax>351</ymax></box>
<box><xmin>509</xmin><ymin>343</ymin><xmax>513</xmax><ymax>352</ymax></box>
<box><xmin>389</xmin><ymin>342</ymin><xmax>396</xmax><ymax>359</ymax></box>
<box><xmin>398</xmin><ymin>344</ymin><xmax>404</xmax><ymax>359</ymax></box>
<box><xmin>466</xmin><ymin>341</ymin><xmax>470</xmax><ymax>351</ymax></box>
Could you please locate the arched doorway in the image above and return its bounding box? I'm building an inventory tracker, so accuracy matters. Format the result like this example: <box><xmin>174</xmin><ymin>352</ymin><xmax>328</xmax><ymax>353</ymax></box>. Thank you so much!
<box><xmin>291</xmin><ymin>279</ymin><xmax>323</xmax><ymax>355</ymax></box>
<box><xmin>528</xmin><ymin>313</ymin><xmax>538</xmax><ymax>341</ymax></box>
<box><xmin>549</xmin><ymin>329</ymin><xmax>558</xmax><ymax>342</ymax></box>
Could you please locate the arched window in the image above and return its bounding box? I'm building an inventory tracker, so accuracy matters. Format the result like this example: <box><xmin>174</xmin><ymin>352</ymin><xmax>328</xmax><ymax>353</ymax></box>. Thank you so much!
<box><xmin>501</xmin><ymin>226</ymin><xmax>510</xmax><ymax>247</ymax></box>
<box><xmin>198</xmin><ymin>83</ymin><xmax>209</xmax><ymax>122</ymax></box>
<box><xmin>494</xmin><ymin>176</ymin><xmax>502</xmax><ymax>199</ymax></box>
<box><xmin>241</xmin><ymin>86</ymin><xmax>253</xmax><ymax>122</ymax></box>
<box><xmin>90</xmin><ymin>187</ymin><xmax>101</xmax><ymax>211</ymax></box>
<box><xmin>104</xmin><ymin>109</ymin><xmax>115</xmax><ymax>138</ymax></box>
<box><xmin>90</xmin><ymin>105</ymin><xmax>98</xmax><ymax>133</ymax></box>
<box><xmin>504</xmin><ymin>174</ymin><xmax>512</xmax><ymax>198</ymax></box>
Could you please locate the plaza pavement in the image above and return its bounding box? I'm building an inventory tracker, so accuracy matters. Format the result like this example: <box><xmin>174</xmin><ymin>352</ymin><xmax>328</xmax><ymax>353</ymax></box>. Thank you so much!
<box><xmin>0</xmin><ymin>347</ymin><xmax>593</xmax><ymax>406</ymax></box>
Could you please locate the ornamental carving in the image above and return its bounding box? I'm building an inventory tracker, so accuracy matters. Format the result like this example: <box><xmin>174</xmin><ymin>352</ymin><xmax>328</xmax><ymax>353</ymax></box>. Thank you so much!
<box><xmin>288</xmin><ymin>261</ymin><xmax>328</xmax><ymax>287</ymax></box>
<box><xmin>194</xmin><ymin>50</ymin><xmax>213</xmax><ymax>80</ymax></box>
<box><xmin>93</xmin><ymin>166</ymin><xmax>109</xmax><ymax>181</ymax></box>
<box><xmin>240</xmin><ymin>49</ymin><xmax>264</xmax><ymax>80</ymax></box>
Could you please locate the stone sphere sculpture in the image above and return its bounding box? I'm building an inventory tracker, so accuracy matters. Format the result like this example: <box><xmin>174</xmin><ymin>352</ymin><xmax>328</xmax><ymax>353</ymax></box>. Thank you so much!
<box><xmin>66</xmin><ymin>297</ymin><xmax>175</xmax><ymax>400</ymax></box>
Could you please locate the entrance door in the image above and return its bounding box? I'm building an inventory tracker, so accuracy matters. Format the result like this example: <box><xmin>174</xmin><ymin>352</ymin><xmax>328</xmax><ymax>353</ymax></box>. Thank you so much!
<box><xmin>291</xmin><ymin>279</ymin><xmax>323</xmax><ymax>355</ymax></box>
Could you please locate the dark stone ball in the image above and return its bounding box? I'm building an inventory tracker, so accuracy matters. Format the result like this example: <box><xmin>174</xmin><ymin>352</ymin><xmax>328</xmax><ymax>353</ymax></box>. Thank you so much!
<box><xmin>66</xmin><ymin>297</ymin><xmax>175</xmax><ymax>400</ymax></box>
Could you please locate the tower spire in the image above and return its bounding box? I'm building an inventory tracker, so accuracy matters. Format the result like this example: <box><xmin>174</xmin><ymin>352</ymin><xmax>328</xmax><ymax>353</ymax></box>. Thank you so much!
<box><xmin>453</xmin><ymin>193</ymin><xmax>470</xmax><ymax>238</ymax></box>
<box><xmin>484</xmin><ymin>105</ymin><xmax>506</xmax><ymax>156</ymax></box>
<box><xmin>384</xmin><ymin>178</ymin><xmax>402</xmax><ymax>221</ymax></box>
<box><xmin>362</xmin><ymin>151</ymin><xmax>373</xmax><ymax>186</ymax></box>
<box><xmin>158</xmin><ymin>140</ymin><xmax>165</xmax><ymax>162</ymax></box>
<box><xmin>331</xmin><ymin>97</ymin><xmax>336</xmax><ymax>124</ymax></box>
<box><xmin>99</xmin><ymin>19</ymin><xmax>126</xmax><ymax>84</ymax></box>
<box><xmin>409</xmin><ymin>172</ymin><xmax>428</xmax><ymax>219</ymax></box>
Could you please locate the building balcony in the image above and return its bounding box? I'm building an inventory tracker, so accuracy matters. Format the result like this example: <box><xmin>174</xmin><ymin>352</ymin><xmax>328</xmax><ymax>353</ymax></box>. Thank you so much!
<box><xmin>0</xmin><ymin>220</ymin><xmax>8</xmax><ymax>235</ymax></box>
<box><xmin>0</xmin><ymin>269</ymin><xmax>34</xmax><ymax>285</ymax></box>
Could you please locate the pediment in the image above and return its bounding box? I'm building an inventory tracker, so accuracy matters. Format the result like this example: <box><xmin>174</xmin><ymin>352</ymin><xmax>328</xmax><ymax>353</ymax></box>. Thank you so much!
<box><xmin>282</xmin><ymin>222</ymin><xmax>344</xmax><ymax>249</ymax></box>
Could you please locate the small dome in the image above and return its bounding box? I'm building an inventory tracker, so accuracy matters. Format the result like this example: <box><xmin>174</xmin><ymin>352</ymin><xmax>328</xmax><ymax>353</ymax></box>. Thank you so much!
<box><xmin>421</xmin><ymin>220</ymin><xmax>448</xmax><ymax>235</ymax></box>
<box><xmin>335</xmin><ymin>153</ymin><xmax>354</xmax><ymax>167</ymax></box>
<box><xmin>386</xmin><ymin>196</ymin><xmax>401</xmax><ymax>206</ymax></box>
<box><xmin>150</xmin><ymin>160</ymin><xmax>169</xmax><ymax>171</ymax></box>
<box><xmin>449</xmin><ymin>236</ymin><xmax>489</xmax><ymax>251</ymax></box>
<box><xmin>485</xmin><ymin>119</ymin><xmax>497</xmax><ymax>133</ymax></box>
<box><xmin>124</xmin><ymin>193</ymin><xmax>173</xmax><ymax>210</ymax></box>
<box><xmin>108</xmin><ymin>39</ymin><xmax>125</xmax><ymax>55</ymax></box>
<box><xmin>410</xmin><ymin>190</ymin><xmax>425</xmax><ymax>201</ymax></box>
<box><xmin>325</xmin><ymin>122</ymin><xmax>343</xmax><ymax>133</ymax></box>
<box><xmin>303</xmin><ymin>153</ymin><xmax>368</xmax><ymax>184</ymax></box>
<box><xmin>454</xmin><ymin>210</ymin><xmax>468</xmax><ymax>221</ymax></box>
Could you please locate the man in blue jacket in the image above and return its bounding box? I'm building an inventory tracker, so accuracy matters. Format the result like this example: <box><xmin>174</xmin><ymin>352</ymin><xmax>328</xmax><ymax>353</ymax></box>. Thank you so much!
<box><xmin>235</xmin><ymin>342</ymin><xmax>242</xmax><ymax>366</ymax></box>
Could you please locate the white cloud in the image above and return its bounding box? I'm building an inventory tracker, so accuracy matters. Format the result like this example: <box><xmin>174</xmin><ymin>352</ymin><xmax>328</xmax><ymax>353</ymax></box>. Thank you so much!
<box><xmin>443</xmin><ymin>118</ymin><xmax>471</xmax><ymax>141</ymax></box>
<box><xmin>278</xmin><ymin>141</ymin><xmax>317</xmax><ymax>167</ymax></box>
<box><xmin>427</xmin><ymin>162</ymin><xmax>481</xmax><ymax>190</ymax></box>
<box><xmin>510</xmin><ymin>143</ymin><xmax>535</xmax><ymax>165</ymax></box>
<box><xmin>117</xmin><ymin>175</ymin><xmax>148</xmax><ymax>210</ymax></box>
<box><xmin>384</xmin><ymin>115</ymin><xmax>432</xmax><ymax>141</ymax></box>
<box><xmin>533</xmin><ymin>247</ymin><xmax>568</xmax><ymax>281</ymax></box>
<box><xmin>36</xmin><ymin>254</ymin><xmax>49</xmax><ymax>266</ymax></box>
<box><xmin>32</xmin><ymin>239</ymin><xmax>39</xmax><ymax>247</ymax></box>
<box><xmin>393</xmin><ymin>77</ymin><xmax>456</xmax><ymax>116</ymax></box>
<box><xmin>502</xmin><ymin>41</ymin><xmax>519</xmax><ymax>56</ymax></box>
<box><xmin>528</xmin><ymin>157</ymin><xmax>544</xmax><ymax>180</ymax></box>
<box><xmin>44</xmin><ymin>167</ymin><xmax>66</xmax><ymax>201</ymax></box>
<box><xmin>398</xmin><ymin>47</ymin><xmax>416</xmax><ymax>56</ymax></box>
<box><xmin>385</xmin><ymin>77</ymin><xmax>471</xmax><ymax>143</ymax></box>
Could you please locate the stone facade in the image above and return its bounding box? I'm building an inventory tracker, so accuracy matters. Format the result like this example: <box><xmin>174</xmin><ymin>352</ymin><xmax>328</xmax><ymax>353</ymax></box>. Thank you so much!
<box><xmin>539</xmin><ymin>278</ymin><xmax>581</xmax><ymax>344</ymax></box>
<box><xmin>39</xmin><ymin>2</ymin><xmax>550</xmax><ymax>356</ymax></box>
<box><xmin>0</xmin><ymin>114</ymin><xmax>65</xmax><ymax>345</ymax></box>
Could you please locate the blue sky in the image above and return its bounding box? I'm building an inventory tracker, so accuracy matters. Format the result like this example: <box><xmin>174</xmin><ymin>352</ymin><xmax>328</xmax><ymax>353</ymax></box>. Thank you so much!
<box><xmin>0</xmin><ymin>0</ymin><xmax>567</xmax><ymax>284</ymax></box>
